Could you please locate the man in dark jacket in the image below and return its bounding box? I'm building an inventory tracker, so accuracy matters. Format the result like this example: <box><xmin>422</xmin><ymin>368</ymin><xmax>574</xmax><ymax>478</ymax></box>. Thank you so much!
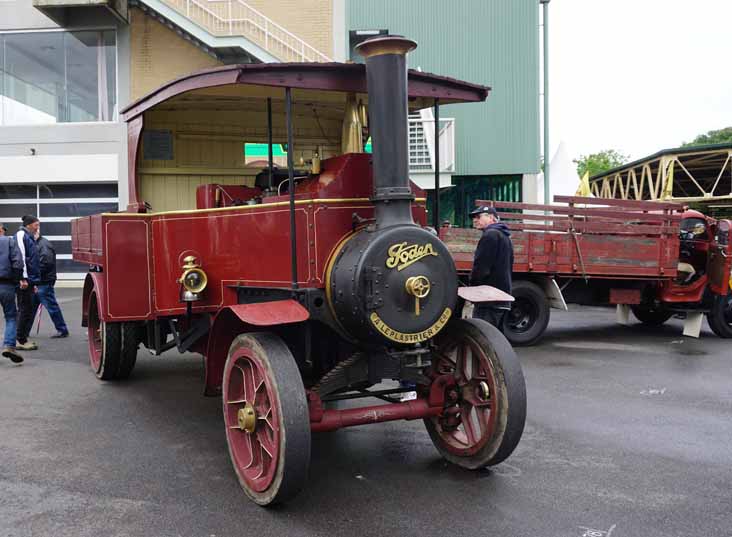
<box><xmin>469</xmin><ymin>206</ymin><xmax>514</xmax><ymax>329</ymax></box>
<box><xmin>32</xmin><ymin>229</ymin><xmax>69</xmax><ymax>338</ymax></box>
<box><xmin>15</xmin><ymin>215</ymin><xmax>41</xmax><ymax>350</ymax></box>
<box><xmin>0</xmin><ymin>224</ymin><xmax>24</xmax><ymax>363</ymax></box>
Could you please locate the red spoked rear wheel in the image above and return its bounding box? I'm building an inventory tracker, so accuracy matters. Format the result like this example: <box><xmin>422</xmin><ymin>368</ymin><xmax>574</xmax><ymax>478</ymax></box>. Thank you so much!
<box><xmin>223</xmin><ymin>332</ymin><xmax>310</xmax><ymax>506</ymax></box>
<box><xmin>425</xmin><ymin>318</ymin><xmax>526</xmax><ymax>469</ymax></box>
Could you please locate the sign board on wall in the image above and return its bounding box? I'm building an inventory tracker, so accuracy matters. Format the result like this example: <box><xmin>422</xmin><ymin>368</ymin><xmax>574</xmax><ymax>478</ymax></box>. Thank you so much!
<box><xmin>143</xmin><ymin>130</ymin><xmax>174</xmax><ymax>161</ymax></box>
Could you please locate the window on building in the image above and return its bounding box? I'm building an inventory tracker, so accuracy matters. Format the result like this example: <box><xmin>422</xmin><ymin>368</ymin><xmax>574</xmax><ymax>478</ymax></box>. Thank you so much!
<box><xmin>0</xmin><ymin>182</ymin><xmax>118</xmax><ymax>278</ymax></box>
<box><xmin>0</xmin><ymin>30</ymin><xmax>116</xmax><ymax>125</ymax></box>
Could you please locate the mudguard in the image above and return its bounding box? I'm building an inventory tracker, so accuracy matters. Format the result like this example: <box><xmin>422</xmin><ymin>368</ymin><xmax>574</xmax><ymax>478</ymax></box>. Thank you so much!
<box><xmin>203</xmin><ymin>300</ymin><xmax>309</xmax><ymax>396</ymax></box>
<box><xmin>226</xmin><ymin>300</ymin><xmax>309</xmax><ymax>326</ymax></box>
<box><xmin>81</xmin><ymin>272</ymin><xmax>107</xmax><ymax>327</ymax></box>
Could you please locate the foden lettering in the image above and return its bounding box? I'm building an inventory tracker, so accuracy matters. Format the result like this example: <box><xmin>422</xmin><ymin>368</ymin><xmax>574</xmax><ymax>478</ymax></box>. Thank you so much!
<box><xmin>385</xmin><ymin>242</ymin><xmax>439</xmax><ymax>271</ymax></box>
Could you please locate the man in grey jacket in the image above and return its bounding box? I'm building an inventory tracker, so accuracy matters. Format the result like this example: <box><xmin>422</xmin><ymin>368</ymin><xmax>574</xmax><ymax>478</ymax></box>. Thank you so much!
<box><xmin>0</xmin><ymin>224</ymin><xmax>24</xmax><ymax>363</ymax></box>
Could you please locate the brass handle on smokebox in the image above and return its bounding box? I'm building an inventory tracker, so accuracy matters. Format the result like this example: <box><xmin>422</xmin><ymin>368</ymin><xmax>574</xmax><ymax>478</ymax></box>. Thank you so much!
<box><xmin>405</xmin><ymin>275</ymin><xmax>431</xmax><ymax>316</ymax></box>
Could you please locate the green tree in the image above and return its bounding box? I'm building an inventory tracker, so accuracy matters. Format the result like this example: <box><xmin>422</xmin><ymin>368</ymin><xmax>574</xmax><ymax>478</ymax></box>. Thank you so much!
<box><xmin>573</xmin><ymin>149</ymin><xmax>630</xmax><ymax>178</ymax></box>
<box><xmin>682</xmin><ymin>127</ymin><xmax>732</xmax><ymax>147</ymax></box>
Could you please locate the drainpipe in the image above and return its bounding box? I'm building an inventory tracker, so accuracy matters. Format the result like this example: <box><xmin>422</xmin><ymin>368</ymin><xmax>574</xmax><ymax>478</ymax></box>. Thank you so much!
<box><xmin>541</xmin><ymin>0</ymin><xmax>551</xmax><ymax>205</ymax></box>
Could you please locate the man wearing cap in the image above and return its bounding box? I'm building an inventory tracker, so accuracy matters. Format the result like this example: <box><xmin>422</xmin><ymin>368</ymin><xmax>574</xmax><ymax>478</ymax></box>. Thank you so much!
<box><xmin>15</xmin><ymin>215</ymin><xmax>41</xmax><ymax>351</ymax></box>
<box><xmin>469</xmin><ymin>206</ymin><xmax>514</xmax><ymax>330</ymax></box>
<box><xmin>0</xmin><ymin>224</ymin><xmax>24</xmax><ymax>363</ymax></box>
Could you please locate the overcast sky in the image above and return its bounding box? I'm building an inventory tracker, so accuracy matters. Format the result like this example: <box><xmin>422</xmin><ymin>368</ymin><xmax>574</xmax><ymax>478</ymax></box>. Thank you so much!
<box><xmin>548</xmin><ymin>0</ymin><xmax>732</xmax><ymax>163</ymax></box>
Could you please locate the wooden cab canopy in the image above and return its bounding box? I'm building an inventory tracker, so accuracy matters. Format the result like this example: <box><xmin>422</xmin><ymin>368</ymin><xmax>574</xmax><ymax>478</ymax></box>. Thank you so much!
<box><xmin>120</xmin><ymin>62</ymin><xmax>490</xmax><ymax>213</ymax></box>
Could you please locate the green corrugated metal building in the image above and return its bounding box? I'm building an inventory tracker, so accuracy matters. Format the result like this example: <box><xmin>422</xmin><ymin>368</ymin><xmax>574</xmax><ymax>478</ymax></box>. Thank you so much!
<box><xmin>346</xmin><ymin>0</ymin><xmax>540</xmax><ymax>225</ymax></box>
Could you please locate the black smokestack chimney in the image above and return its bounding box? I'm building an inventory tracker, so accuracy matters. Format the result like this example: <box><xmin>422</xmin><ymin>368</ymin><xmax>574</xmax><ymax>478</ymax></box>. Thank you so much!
<box><xmin>355</xmin><ymin>35</ymin><xmax>417</xmax><ymax>228</ymax></box>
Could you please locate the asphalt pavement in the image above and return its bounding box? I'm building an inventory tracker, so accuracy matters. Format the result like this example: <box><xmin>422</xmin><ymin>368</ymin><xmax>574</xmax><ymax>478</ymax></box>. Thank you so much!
<box><xmin>1</xmin><ymin>289</ymin><xmax>731</xmax><ymax>537</ymax></box>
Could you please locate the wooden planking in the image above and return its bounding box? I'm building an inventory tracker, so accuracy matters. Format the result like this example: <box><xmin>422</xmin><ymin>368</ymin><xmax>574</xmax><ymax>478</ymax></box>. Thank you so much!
<box><xmin>440</xmin><ymin>225</ymin><xmax>679</xmax><ymax>278</ymax></box>
<box><xmin>140</xmin><ymin>174</ymin><xmax>253</xmax><ymax>213</ymax></box>
<box><xmin>137</xmin><ymin>105</ymin><xmax>343</xmax><ymax>212</ymax></box>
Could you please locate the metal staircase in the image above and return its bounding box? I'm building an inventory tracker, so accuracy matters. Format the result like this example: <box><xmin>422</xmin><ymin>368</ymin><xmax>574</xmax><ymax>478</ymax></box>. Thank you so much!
<box><xmin>158</xmin><ymin>0</ymin><xmax>332</xmax><ymax>62</ymax></box>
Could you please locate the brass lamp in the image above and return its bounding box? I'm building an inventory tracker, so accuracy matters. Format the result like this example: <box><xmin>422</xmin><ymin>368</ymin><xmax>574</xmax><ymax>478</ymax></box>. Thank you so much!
<box><xmin>179</xmin><ymin>256</ymin><xmax>208</xmax><ymax>302</ymax></box>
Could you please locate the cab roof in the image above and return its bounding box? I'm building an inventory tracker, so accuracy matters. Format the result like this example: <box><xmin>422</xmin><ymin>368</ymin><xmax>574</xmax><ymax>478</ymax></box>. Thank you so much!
<box><xmin>121</xmin><ymin>62</ymin><xmax>491</xmax><ymax>121</ymax></box>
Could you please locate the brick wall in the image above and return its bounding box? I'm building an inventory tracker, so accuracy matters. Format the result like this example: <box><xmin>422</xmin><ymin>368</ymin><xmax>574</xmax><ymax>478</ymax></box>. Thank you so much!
<box><xmin>129</xmin><ymin>8</ymin><xmax>222</xmax><ymax>101</ymax></box>
<box><xmin>243</xmin><ymin>0</ymin><xmax>333</xmax><ymax>59</ymax></box>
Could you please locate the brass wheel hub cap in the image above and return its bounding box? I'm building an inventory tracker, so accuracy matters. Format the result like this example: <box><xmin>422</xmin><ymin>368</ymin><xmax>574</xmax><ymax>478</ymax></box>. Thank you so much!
<box><xmin>237</xmin><ymin>404</ymin><xmax>257</xmax><ymax>433</ymax></box>
<box><xmin>477</xmin><ymin>381</ymin><xmax>491</xmax><ymax>401</ymax></box>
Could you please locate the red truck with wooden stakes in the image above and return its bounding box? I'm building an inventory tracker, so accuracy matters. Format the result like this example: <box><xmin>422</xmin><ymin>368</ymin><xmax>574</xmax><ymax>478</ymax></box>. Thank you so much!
<box><xmin>442</xmin><ymin>196</ymin><xmax>732</xmax><ymax>345</ymax></box>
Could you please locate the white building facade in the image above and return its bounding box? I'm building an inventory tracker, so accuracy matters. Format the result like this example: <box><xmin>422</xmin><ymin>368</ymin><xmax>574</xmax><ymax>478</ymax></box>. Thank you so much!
<box><xmin>0</xmin><ymin>2</ymin><xmax>129</xmax><ymax>279</ymax></box>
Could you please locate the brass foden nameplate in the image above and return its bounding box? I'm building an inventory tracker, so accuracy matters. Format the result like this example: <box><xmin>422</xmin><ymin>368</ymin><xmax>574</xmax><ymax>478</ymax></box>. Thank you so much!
<box><xmin>370</xmin><ymin>308</ymin><xmax>452</xmax><ymax>343</ymax></box>
<box><xmin>386</xmin><ymin>242</ymin><xmax>438</xmax><ymax>271</ymax></box>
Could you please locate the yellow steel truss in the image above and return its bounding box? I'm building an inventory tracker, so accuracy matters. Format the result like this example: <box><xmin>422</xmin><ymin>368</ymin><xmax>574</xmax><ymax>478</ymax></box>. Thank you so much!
<box><xmin>588</xmin><ymin>146</ymin><xmax>732</xmax><ymax>203</ymax></box>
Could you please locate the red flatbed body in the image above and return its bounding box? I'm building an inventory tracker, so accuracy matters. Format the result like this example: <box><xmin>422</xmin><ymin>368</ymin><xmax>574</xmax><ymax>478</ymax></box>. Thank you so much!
<box><xmin>441</xmin><ymin>196</ymin><xmax>683</xmax><ymax>281</ymax></box>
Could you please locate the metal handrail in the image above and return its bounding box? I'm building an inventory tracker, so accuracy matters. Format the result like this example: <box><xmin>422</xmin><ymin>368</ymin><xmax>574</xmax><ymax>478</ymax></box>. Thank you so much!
<box><xmin>159</xmin><ymin>0</ymin><xmax>332</xmax><ymax>62</ymax></box>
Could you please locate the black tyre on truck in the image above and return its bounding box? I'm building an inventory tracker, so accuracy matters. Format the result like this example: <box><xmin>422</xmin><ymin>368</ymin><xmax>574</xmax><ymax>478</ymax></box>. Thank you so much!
<box><xmin>631</xmin><ymin>304</ymin><xmax>674</xmax><ymax>326</ymax></box>
<box><xmin>706</xmin><ymin>290</ymin><xmax>732</xmax><ymax>338</ymax></box>
<box><xmin>502</xmin><ymin>280</ymin><xmax>550</xmax><ymax>346</ymax></box>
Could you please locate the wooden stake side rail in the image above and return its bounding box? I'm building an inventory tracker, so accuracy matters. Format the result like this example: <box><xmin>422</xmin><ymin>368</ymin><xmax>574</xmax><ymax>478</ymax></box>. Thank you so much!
<box><xmin>493</xmin><ymin>212</ymin><xmax>676</xmax><ymax>235</ymax></box>
<box><xmin>444</xmin><ymin>197</ymin><xmax>683</xmax><ymax>279</ymax></box>
<box><xmin>499</xmin><ymin>221</ymin><xmax>676</xmax><ymax>236</ymax></box>
<box><xmin>476</xmin><ymin>200</ymin><xmax>684</xmax><ymax>224</ymax></box>
<box><xmin>552</xmin><ymin>195</ymin><xmax>685</xmax><ymax>211</ymax></box>
<box><xmin>443</xmin><ymin>227</ymin><xmax>680</xmax><ymax>278</ymax></box>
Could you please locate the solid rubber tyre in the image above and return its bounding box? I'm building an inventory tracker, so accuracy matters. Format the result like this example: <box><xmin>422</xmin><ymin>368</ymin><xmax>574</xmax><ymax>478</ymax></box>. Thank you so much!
<box><xmin>87</xmin><ymin>291</ymin><xmax>122</xmax><ymax>380</ymax></box>
<box><xmin>706</xmin><ymin>290</ymin><xmax>732</xmax><ymax>338</ymax></box>
<box><xmin>502</xmin><ymin>280</ymin><xmax>550</xmax><ymax>346</ymax></box>
<box><xmin>631</xmin><ymin>304</ymin><xmax>673</xmax><ymax>326</ymax></box>
<box><xmin>117</xmin><ymin>322</ymin><xmax>140</xmax><ymax>379</ymax></box>
<box><xmin>425</xmin><ymin>318</ymin><xmax>527</xmax><ymax>469</ymax></box>
<box><xmin>222</xmin><ymin>332</ymin><xmax>311</xmax><ymax>506</ymax></box>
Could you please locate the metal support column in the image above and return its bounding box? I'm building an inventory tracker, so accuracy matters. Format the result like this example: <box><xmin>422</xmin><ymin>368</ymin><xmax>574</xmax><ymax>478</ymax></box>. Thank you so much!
<box><xmin>433</xmin><ymin>99</ymin><xmax>440</xmax><ymax>230</ymax></box>
<box><xmin>285</xmin><ymin>88</ymin><xmax>298</xmax><ymax>289</ymax></box>
<box><xmin>541</xmin><ymin>0</ymin><xmax>551</xmax><ymax>206</ymax></box>
<box><xmin>267</xmin><ymin>97</ymin><xmax>274</xmax><ymax>190</ymax></box>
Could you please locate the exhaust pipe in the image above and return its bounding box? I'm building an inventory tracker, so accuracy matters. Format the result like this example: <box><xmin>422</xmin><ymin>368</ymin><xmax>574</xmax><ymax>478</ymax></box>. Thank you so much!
<box><xmin>356</xmin><ymin>36</ymin><xmax>418</xmax><ymax>228</ymax></box>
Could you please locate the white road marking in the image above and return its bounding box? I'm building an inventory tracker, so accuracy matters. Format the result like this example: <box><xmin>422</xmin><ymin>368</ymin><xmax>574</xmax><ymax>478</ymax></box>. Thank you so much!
<box><xmin>640</xmin><ymin>387</ymin><xmax>667</xmax><ymax>396</ymax></box>
<box><xmin>579</xmin><ymin>524</ymin><xmax>616</xmax><ymax>537</ymax></box>
<box><xmin>552</xmin><ymin>341</ymin><xmax>663</xmax><ymax>354</ymax></box>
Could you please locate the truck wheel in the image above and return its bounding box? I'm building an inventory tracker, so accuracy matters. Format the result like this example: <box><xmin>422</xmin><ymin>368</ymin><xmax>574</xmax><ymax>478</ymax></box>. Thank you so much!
<box><xmin>87</xmin><ymin>291</ymin><xmax>122</xmax><ymax>380</ymax></box>
<box><xmin>425</xmin><ymin>318</ymin><xmax>526</xmax><ymax>469</ymax></box>
<box><xmin>223</xmin><ymin>332</ymin><xmax>311</xmax><ymax>506</ymax></box>
<box><xmin>502</xmin><ymin>280</ymin><xmax>550</xmax><ymax>346</ymax></box>
<box><xmin>706</xmin><ymin>290</ymin><xmax>732</xmax><ymax>338</ymax></box>
<box><xmin>631</xmin><ymin>305</ymin><xmax>673</xmax><ymax>326</ymax></box>
<box><xmin>117</xmin><ymin>322</ymin><xmax>141</xmax><ymax>379</ymax></box>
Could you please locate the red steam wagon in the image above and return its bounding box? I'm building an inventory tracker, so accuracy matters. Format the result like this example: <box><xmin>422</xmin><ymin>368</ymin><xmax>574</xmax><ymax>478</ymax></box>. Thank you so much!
<box><xmin>71</xmin><ymin>36</ymin><xmax>527</xmax><ymax>505</ymax></box>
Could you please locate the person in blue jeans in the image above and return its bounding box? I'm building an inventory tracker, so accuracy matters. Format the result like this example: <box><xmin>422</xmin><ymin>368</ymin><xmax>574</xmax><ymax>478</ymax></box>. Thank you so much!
<box><xmin>0</xmin><ymin>224</ymin><xmax>24</xmax><ymax>363</ymax></box>
<box><xmin>32</xmin><ymin>229</ymin><xmax>69</xmax><ymax>338</ymax></box>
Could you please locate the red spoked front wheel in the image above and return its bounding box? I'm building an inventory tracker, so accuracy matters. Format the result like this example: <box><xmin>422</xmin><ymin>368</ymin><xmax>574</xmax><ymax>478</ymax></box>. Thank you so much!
<box><xmin>425</xmin><ymin>318</ymin><xmax>526</xmax><ymax>469</ymax></box>
<box><xmin>223</xmin><ymin>333</ymin><xmax>310</xmax><ymax>506</ymax></box>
